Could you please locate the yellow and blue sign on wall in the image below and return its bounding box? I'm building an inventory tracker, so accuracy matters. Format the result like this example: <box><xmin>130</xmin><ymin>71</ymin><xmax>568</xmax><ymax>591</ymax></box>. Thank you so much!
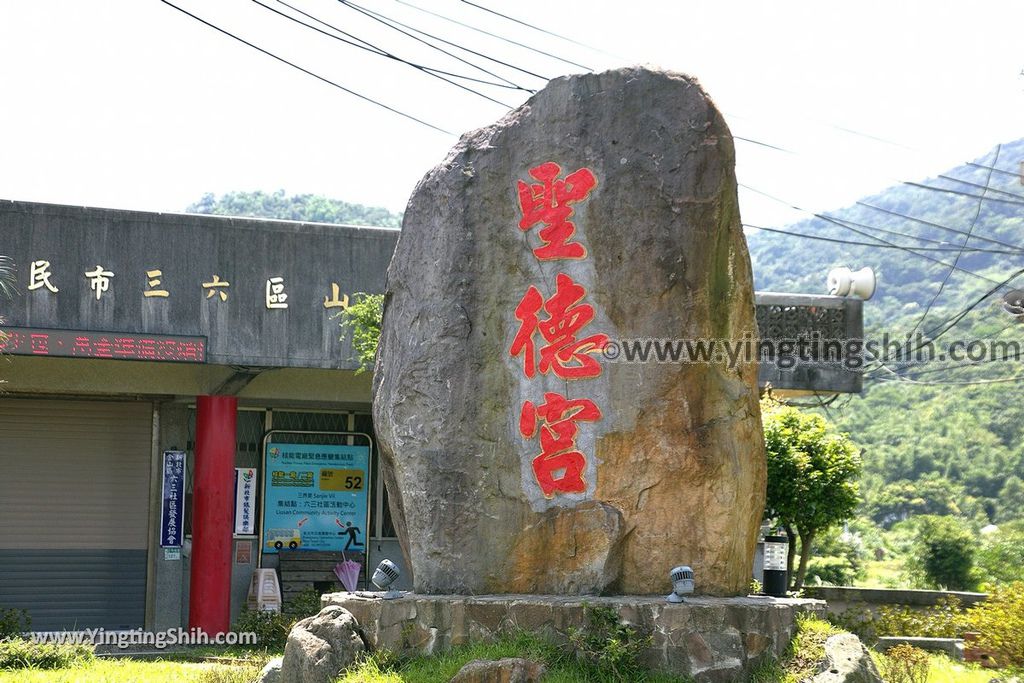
<box><xmin>262</xmin><ymin>443</ymin><xmax>369</xmax><ymax>553</ymax></box>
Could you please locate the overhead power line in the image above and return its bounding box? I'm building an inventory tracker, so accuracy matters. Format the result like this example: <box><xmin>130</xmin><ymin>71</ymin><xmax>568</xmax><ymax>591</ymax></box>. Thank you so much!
<box><xmin>856</xmin><ymin>201</ymin><xmax>1024</xmax><ymax>254</ymax></box>
<box><xmin>875</xmin><ymin>264</ymin><xmax>1024</xmax><ymax>367</ymax></box>
<box><xmin>733</xmin><ymin>136</ymin><xmax>794</xmax><ymax>153</ymax></box>
<box><xmin>823</xmin><ymin>214</ymin><xmax>976</xmax><ymax>248</ymax></box>
<box><xmin>252</xmin><ymin>0</ymin><xmax>514</xmax><ymax>107</ymax></box>
<box><xmin>743</xmin><ymin>224</ymin><xmax>1023</xmax><ymax>254</ymax></box>
<box><xmin>872</xmin><ymin>373</ymin><xmax>1024</xmax><ymax>387</ymax></box>
<box><xmin>157</xmin><ymin>0</ymin><xmax>452</xmax><ymax>135</ymax></box>
<box><xmin>966</xmin><ymin>161</ymin><xmax>1023</xmax><ymax>180</ymax></box>
<box><xmin>340</xmin><ymin>0</ymin><xmax>549</xmax><ymax>83</ymax></box>
<box><xmin>875</xmin><ymin>340</ymin><xmax>1023</xmax><ymax>381</ymax></box>
<box><xmin>825</xmin><ymin>123</ymin><xmax>917</xmax><ymax>151</ymax></box>
<box><xmin>739</xmin><ymin>183</ymin><xmax>1015</xmax><ymax>288</ymax></box>
<box><xmin>334</xmin><ymin>0</ymin><xmax>536</xmax><ymax>92</ymax></box>
<box><xmin>394</xmin><ymin>0</ymin><xmax>592</xmax><ymax>71</ymax></box>
<box><xmin>917</xmin><ymin>266</ymin><xmax>1024</xmax><ymax>348</ymax></box>
<box><xmin>902</xmin><ymin>180</ymin><xmax>1024</xmax><ymax>207</ymax></box>
<box><xmin>273</xmin><ymin>0</ymin><xmax>524</xmax><ymax>90</ymax></box>
<box><xmin>458</xmin><ymin>0</ymin><xmax>624</xmax><ymax>60</ymax></box>
<box><xmin>744</xmin><ymin>181</ymin><xmax>1024</xmax><ymax>376</ymax></box>
<box><xmin>725</xmin><ymin>125</ymin><xmax>1024</xmax><ymax>254</ymax></box>
<box><xmin>906</xmin><ymin>145</ymin><xmax>1002</xmax><ymax>342</ymax></box>
<box><xmin>938</xmin><ymin>174</ymin><xmax>1024</xmax><ymax>203</ymax></box>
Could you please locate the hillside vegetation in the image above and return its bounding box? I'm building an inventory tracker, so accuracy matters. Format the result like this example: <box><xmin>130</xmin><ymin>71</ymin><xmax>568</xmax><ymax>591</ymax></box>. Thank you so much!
<box><xmin>748</xmin><ymin>137</ymin><xmax>1024</xmax><ymax>587</ymax></box>
<box><xmin>187</xmin><ymin>189</ymin><xmax>403</xmax><ymax>228</ymax></box>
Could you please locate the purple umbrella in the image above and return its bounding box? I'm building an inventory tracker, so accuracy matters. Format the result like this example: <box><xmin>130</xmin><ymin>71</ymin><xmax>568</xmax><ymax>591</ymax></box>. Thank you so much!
<box><xmin>334</xmin><ymin>559</ymin><xmax>361</xmax><ymax>592</ymax></box>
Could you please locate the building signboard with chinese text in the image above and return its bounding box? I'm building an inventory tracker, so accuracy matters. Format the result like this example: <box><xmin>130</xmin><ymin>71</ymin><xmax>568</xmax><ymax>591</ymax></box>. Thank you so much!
<box><xmin>234</xmin><ymin>467</ymin><xmax>257</xmax><ymax>535</ymax></box>
<box><xmin>1</xmin><ymin>200</ymin><xmax>398</xmax><ymax>370</ymax></box>
<box><xmin>261</xmin><ymin>443</ymin><xmax>369</xmax><ymax>553</ymax></box>
<box><xmin>160</xmin><ymin>450</ymin><xmax>186</xmax><ymax>548</ymax></box>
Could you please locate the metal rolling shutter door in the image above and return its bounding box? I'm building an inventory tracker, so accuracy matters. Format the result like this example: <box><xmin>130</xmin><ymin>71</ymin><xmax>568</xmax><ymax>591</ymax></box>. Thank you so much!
<box><xmin>0</xmin><ymin>399</ymin><xmax>151</xmax><ymax>630</ymax></box>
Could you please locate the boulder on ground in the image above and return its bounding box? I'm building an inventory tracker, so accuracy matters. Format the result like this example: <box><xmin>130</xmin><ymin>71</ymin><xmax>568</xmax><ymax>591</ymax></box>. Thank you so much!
<box><xmin>374</xmin><ymin>65</ymin><xmax>765</xmax><ymax>596</ymax></box>
<box><xmin>278</xmin><ymin>606</ymin><xmax>365</xmax><ymax>683</ymax></box>
<box><xmin>257</xmin><ymin>655</ymin><xmax>283</xmax><ymax>683</ymax></box>
<box><xmin>449</xmin><ymin>657</ymin><xmax>547</xmax><ymax>683</ymax></box>
<box><xmin>811</xmin><ymin>633</ymin><xmax>883</xmax><ymax>683</ymax></box>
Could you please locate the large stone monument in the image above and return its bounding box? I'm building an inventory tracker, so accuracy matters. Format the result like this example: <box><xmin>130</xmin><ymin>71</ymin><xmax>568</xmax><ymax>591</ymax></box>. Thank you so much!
<box><xmin>373</xmin><ymin>66</ymin><xmax>765</xmax><ymax>595</ymax></box>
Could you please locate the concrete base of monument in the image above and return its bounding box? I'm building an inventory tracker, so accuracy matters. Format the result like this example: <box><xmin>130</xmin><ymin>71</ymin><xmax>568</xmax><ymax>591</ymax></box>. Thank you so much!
<box><xmin>320</xmin><ymin>592</ymin><xmax>825</xmax><ymax>682</ymax></box>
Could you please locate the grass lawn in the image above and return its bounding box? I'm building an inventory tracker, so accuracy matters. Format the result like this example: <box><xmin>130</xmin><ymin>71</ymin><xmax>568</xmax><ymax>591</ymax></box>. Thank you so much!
<box><xmin>0</xmin><ymin>651</ymin><xmax>1003</xmax><ymax>683</ymax></box>
<box><xmin>0</xmin><ymin>658</ymin><xmax>261</xmax><ymax>683</ymax></box>
<box><xmin>923</xmin><ymin>654</ymin><xmax>998</xmax><ymax>683</ymax></box>
<box><xmin>338</xmin><ymin>632</ymin><xmax>692</xmax><ymax>683</ymax></box>
<box><xmin>870</xmin><ymin>651</ymin><xmax>997</xmax><ymax>683</ymax></box>
<box><xmin>1</xmin><ymin>625</ymin><xmax>1008</xmax><ymax>682</ymax></box>
<box><xmin>0</xmin><ymin>643</ymin><xmax>278</xmax><ymax>683</ymax></box>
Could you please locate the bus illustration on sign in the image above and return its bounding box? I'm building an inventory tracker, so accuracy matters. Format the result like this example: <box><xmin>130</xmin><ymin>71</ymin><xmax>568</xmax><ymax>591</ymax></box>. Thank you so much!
<box><xmin>264</xmin><ymin>528</ymin><xmax>301</xmax><ymax>550</ymax></box>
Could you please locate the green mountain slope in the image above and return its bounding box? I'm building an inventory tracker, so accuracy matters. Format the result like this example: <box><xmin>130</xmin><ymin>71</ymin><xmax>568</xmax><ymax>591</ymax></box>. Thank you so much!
<box><xmin>186</xmin><ymin>190</ymin><xmax>403</xmax><ymax>228</ymax></box>
<box><xmin>747</xmin><ymin>137</ymin><xmax>1024</xmax><ymax>527</ymax></box>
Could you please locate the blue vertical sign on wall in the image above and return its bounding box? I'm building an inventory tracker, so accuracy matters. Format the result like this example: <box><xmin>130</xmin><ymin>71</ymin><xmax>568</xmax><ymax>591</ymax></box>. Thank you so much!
<box><xmin>234</xmin><ymin>467</ymin><xmax>257</xmax><ymax>535</ymax></box>
<box><xmin>262</xmin><ymin>443</ymin><xmax>370</xmax><ymax>553</ymax></box>
<box><xmin>160</xmin><ymin>450</ymin><xmax>186</xmax><ymax>548</ymax></box>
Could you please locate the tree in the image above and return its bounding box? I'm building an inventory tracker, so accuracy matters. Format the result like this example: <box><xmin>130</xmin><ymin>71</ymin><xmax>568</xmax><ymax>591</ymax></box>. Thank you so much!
<box><xmin>185</xmin><ymin>190</ymin><xmax>403</xmax><ymax>228</ymax></box>
<box><xmin>762</xmin><ymin>397</ymin><xmax>863</xmax><ymax>589</ymax></box>
<box><xmin>967</xmin><ymin>580</ymin><xmax>1024</xmax><ymax>666</ymax></box>
<box><xmin>996</xmin><ymin>476</ymin><xmax>1024</xmax><ymax>523</ymax></box>
<box><xmin>337</xmin><ymin>293</ymin><xmax>383</xmax><ymax>373</ymax></box>
<box><xmin>866</xmin><ymin>475</ymin><xmax>974</xmax><ymax>528</ymax></box>
<box><xmin>906</xmin><ymin>515</ymin><xmax>978</xmax><ymax>591</ymax></box>
<box><xmin>976</xmin><ymin>521</ymin><xmax>1024</xmax><ymax>587</ymax></box>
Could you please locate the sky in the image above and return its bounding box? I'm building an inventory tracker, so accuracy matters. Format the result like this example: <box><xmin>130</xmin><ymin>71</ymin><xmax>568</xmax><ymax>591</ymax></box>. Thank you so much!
<box><xmin>0</xmin><ymin>0</ymin><xmax>1021</xmax><ymax>229</ymax></box>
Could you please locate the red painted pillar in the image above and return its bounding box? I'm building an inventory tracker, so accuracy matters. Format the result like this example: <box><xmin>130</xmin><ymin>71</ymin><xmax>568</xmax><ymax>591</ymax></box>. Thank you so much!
<box><xmin>189</xmin><ymin>395</ymin><xmax>237</xmax><ymax>634</ymax></box>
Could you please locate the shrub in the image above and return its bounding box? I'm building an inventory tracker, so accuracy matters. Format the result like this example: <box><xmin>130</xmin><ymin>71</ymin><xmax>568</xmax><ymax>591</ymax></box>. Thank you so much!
<box><xmin>906</xmin><ymin>516</ymin><xmax>978</xmax><ymax>591</ymax></box>
<box><xmin>285</xmin><ymin>586</ymin><xmax>322</xmax><ymax>618</ymax></box>
<box><xmin>567</xmin><ymin>604</ymin><xmax>652</xmax><ymax>681</ymax></box>
<box><xmin>0</xmin><ymin>608</ymin><xmax>29</xmax><ymax>641</ymax></box>
<box><xmin>828</xmin><ymin>596</ymin><xmax>973</xmax><ymax>644</ymax></box>
<box><xmin>233</xmin><ymin>609</ymin><xmax>292</xmax><ymax>650</ymax></box>
<box><xmin>826</xmin><ymin>607</ymin><xmax>877</xmax><ymax>642</ymax></box>
<box><xmin>875</xmin><ymin>596</ymin><xmax>971</xmax><ymax>639</ymax></box>
<box><xmin>806</xmin><ymin>555</ymin><xmax>858</xmax><ymax>586</ymax></box>
<box><xmin>0</xmin><ymin>638</ymin><xmax>94</xmax><ymax>670</ymax></box>
<box><xmin>965</xmin><ymin>581</ymin><xmax>1024</xmax><ymax>667</ymax></box>
<box><xmin>975</xmin><ymin>522</ymin><xmax>1024</xmax><ymax>587</ymax></box>
<box><xmin>234</xmin><ymin>586</ymin><xmax>324</xmax><ymax>650</ymax></box>
<box><xmin>879</xmin><ymin>644</ymin><xmax>930</xmax><ymax>683</ymax></box>
<box><xmin>337</xmin><ymin>292</ymin><xmax>383</xmax><ymax>373</ymax></box>
<box><xmin>808</xmin><ymin>525</ymin><xmax>868</xmax><ymax>586</ymax></box>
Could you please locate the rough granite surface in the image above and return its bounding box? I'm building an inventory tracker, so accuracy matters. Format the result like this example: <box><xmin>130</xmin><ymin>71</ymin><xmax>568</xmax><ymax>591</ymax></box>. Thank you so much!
<box><xmin>373</xmin><ymin>66</ymin><xmax>765</xmax><ymax>595</ymax></box>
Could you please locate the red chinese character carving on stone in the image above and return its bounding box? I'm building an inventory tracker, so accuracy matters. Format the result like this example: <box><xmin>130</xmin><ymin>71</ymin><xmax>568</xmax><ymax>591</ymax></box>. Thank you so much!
<box><xmin>517</xmin><ymin>162</ymin><xmax>597</xmax><ymax>260</ymax></box>
<box><xmin>509</xmin><ymin>273</ymin><xmax>607</xmax><ymax>380</ymax></box>
<box><xmin>519</xmin><ymin>392</ymin><xmax>602</xmax><ymax>497</ymax></box>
